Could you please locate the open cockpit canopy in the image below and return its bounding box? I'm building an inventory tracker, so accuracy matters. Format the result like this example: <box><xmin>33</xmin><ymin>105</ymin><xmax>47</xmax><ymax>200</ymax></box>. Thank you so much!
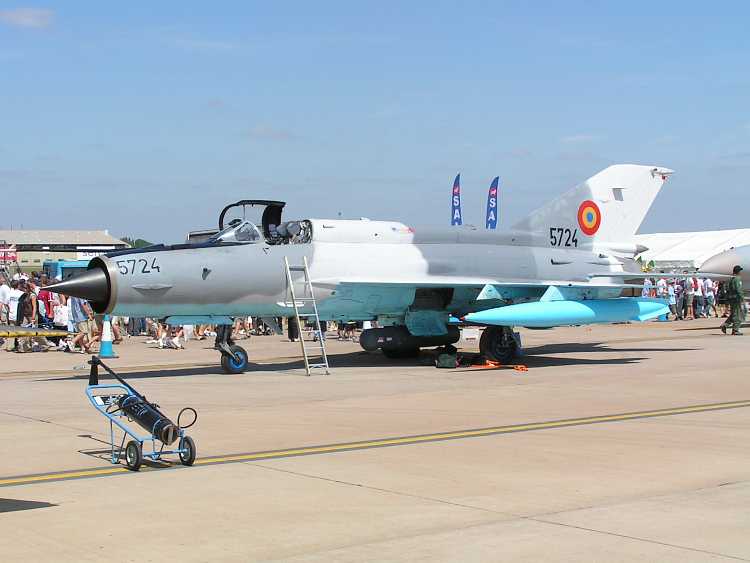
<box><xmin>214</xmin><ymin>199</ymin><xmax>312</xmax><ymax>245</ymax></box>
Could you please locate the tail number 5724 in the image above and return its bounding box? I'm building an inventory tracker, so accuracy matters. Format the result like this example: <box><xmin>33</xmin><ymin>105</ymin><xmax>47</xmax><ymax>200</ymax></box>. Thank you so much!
<box><xmin>116</xmin><ymin>258</ymin><xmax>161</xmax><ymax>275</ymax></box>
<box><xmin>549</xmin><ymin>228</ymin><xmax>578</xmax><ymax>248</ymax></box>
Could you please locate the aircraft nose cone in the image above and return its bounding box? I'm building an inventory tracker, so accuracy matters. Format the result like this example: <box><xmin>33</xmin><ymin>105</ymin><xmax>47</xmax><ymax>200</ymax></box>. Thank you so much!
<box><xmin>46</xmin><ymin>268</ymin><xmax>110</xmax><ymax>304</ymax></box>
<box><xmin>700</xmin><ymin>249</ymin><xmax>737</xmax><ymax>275</ymax></box>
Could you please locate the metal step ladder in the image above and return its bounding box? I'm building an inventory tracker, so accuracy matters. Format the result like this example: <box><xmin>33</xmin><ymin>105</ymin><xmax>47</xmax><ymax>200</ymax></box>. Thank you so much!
<box><xmin>283</xmin><ymin>256</ymin><xmax>330</xmax><ymax>376</ymax></box>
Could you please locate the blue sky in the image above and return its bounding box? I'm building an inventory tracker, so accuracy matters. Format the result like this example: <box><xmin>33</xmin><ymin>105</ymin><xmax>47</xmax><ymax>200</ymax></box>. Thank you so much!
<box><xmin>1</xmin><ymin>1</ymin><xmax>748</xmax><ymax>242</ymax></box>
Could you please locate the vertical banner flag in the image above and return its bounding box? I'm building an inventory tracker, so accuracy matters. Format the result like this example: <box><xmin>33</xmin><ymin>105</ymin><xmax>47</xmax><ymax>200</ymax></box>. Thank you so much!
<box><xmin>485</xmin><ymin>176</ymin><xmax>499</xmax><ymax>229</ymax></box>
<box><xmin>451</xmin><ymin>173</ymin><xmax>462</xmax><ymax>226</ymax></box>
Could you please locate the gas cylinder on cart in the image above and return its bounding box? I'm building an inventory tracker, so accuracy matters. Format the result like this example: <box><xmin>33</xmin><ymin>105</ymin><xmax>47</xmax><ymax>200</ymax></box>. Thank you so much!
<box><xmin>118</xmin><ymin>395</ymin><xmax>179</xmax><ymax>445</ymax></box>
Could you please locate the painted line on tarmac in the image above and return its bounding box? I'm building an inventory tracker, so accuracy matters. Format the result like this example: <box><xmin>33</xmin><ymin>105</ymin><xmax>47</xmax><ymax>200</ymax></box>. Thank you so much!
<box><xmin>2</xmin><ymin>399</ymin><xmax>749</xmax><ymax>488</ymax></box>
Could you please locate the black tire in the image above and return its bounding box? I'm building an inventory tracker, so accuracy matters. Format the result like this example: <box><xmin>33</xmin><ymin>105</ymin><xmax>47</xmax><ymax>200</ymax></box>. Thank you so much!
<box><xmin>220</xmin><ymin>345</ymin><xmax>249</xmax><ymax>374</ymax></box>
<box><xmin>125</xmin><ymin>440</ymin><xmax>142</xmax><ymax>471</ymax></box>
<box><xmin>479</xmin><ymin>327</ymin><xmax>518</xmax><ymax>363</ymax></box>
<box><xmin>382</xmin><ymin>347</ymin><xmax>420</xmax><ymax>359</ymax></box>
<box><xmin>179</xmin><ymin>436</ymin><xmax>196</xmax><ymax>466</ymax></box>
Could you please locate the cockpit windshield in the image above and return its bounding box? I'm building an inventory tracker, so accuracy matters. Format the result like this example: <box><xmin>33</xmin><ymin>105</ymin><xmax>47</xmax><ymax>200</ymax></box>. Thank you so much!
<box><xmin>208</xmin><ymin>220</ymin><xmax>262</xmax><ymax>244</ymax></box>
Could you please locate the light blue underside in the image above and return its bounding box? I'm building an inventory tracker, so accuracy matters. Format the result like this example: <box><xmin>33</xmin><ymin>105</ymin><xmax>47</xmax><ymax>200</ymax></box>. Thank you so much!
<box><xmin>464</xmin><ymin>298</ymin><xmax>669</xmax><ymax>328</ymax></box>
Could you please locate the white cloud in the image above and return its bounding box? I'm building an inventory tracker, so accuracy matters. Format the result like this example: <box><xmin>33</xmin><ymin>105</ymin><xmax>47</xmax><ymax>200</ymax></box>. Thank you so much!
<box><xmin>0</xmin><ymin>8</ymin><xmax>53</xmax><ymax>29</ymax></box>
<box><xmin>560</xmin><ymin>134</ymin><xmax>598</xmax><ymax>144</ymax></box>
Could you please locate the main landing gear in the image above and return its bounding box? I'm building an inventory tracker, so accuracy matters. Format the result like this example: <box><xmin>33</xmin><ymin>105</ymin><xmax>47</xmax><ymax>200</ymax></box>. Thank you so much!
<box><xmin>215</xmin><ymin>324</ymin><xmax>249</xmax><ymax>374</ymax></box>
<box><xmin>479</xmin><ymin>326</ymin><xmax>519</xmax><ymax>363</ymax></box>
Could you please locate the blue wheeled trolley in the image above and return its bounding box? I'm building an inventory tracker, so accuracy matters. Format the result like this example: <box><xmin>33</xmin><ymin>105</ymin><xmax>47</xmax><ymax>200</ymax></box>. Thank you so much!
<box><xmin>85</xmin><ymin>356</ymin><xmax>197</xmax><ymax>471</ymax></box>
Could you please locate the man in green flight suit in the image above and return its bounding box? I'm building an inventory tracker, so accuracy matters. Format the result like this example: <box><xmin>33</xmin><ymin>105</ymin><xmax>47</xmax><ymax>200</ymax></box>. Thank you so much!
<box><xmin>721</xmin><ymin>265</ymin><xmax>745</xmax><ymax>335</ymax></box>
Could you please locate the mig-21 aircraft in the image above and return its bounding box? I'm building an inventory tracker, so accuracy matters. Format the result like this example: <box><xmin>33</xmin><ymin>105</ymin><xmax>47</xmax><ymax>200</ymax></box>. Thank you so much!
<box><xmin>48</xmin><ymin>164</ymin><xmax>671</xmax><ymax>373</ymax></box>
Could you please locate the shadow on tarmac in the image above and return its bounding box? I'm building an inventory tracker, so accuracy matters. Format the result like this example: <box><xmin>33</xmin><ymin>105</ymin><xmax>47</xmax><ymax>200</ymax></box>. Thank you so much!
<box><xmin>0</xmin><ymin>498</ymin><xmax>56</xmax><ymax>513</ymax></box>
<box><xmin>523</xmin><ymin>341</ymin><xmax>698</xmax><ymax>355</ymax></box>
<box><xmin>672</xmin><ymin>321</ymin><xmax>749</xmax><ymax>332</ymax></box>
<box><xmin>36</xmin><ymin>340</ymin><xmax>699</xmax><ymax>382</ymax></box>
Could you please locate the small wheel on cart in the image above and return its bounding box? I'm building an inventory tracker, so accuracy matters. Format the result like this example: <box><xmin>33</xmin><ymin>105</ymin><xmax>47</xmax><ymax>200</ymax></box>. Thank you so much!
<box><xmin>179</xmin><ymin>436</ymin><xmax>196</xmax><ymax>466</ymax></box>
<box><xmin>221</xmin><ymin>345</ymin><xmax>249</xmax><ymax>374</ymax></box>
<box><xmin>125</xmin><ymin>440</ymin><xmax>142</xmax><ymax>471</ymax></box>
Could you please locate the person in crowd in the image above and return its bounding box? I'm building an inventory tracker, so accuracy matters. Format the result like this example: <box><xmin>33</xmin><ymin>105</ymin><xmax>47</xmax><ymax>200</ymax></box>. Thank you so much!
<box><xmin>145</xmin><ymin>318</ymin><xmax>163</xmax><ymax>343</ymax></box>
<box><xmin>656</xmin><ymin>275</ymin><xmax>667</xmax><ymax>299</ymax></box>
<box><xmin>716</xmin><ymin>281</ymin><xmax>728</xmax><ymax>317</ymax></box>
<box><xmin>3</xmin><ymin>279</ymin><xmax>23</xmax><ymax>351</ymax></box>
<box><xmin>312</xmin><ymin>319</ymin><xmax>328</xmax><ymax>341</ymax></box>
<box><xmin>674</xmin><ymin>278</ymin><xmax>684</xmax><ymax>320</ymax></box>
<box><xmin>0</xmin><ymin>275</ymin><xmax>10</xmax><ymax>348</ymax></box>
<box><xmin>343</xmin><ymin>321</ymin><xmax>357</xmax><ymax>341</ymax></box>
<box><xmin>232</xmin><ymin>317</ymin><xmax>251</xmax><ymax>339</ymax></box>
<box><xmin>287</xmin><ymin>316</ymin><xmax>299</xmax><ymax>342</ymax></box>
<box><xmin>721</xmin><ymin>265</ymin><xmax>745</xmax><ymax>335</ymax></box>
<box><xmin>683</xmin><ymin>273</ymin><xmax>695</xmax><ymax>320</ymax></box>
<box><xmin>641</xmin><ymin>277</ymin><xmax>653</xmax><ymax>298</ymax></box>
<box><xmin>126</xmin><ymin>316</ymin><xmax>145</xmax><ymax>337</ymax></box>
<box><xmin>703</xmin><ymin>277</ymin><xmax>717</xmax><ymax>318</ymax></box>
<box><xmin>110</xmin><ymin>316</ymin><xmax>124</xmax><ymax>344</ymax></box>
<box><xmin>158</xmin><ymin>324</ymin><xmax>185</xmax><ymax>349</ymax></box>
<box><xmin>69</xmin><ymin>295</ymin><xmax>95</xmax><ymax>354</ymax></box>
<box><xmin>713</xmin><ymin>279</ymin><xmax>721</xmax><ymax>317</ymax></box>
<box><xmin>36</xmin><ymin>279</ymin><xmax>54</xmax><ymax>327</ymax></box>
<box><xmin>14</xmin><ymin>281</ymin><xmax>35</xmax><ymax>352</ymax></box>
<box><xmin>667</xmin><ymin>280</ymin><xmax>677</xmax><ymax>320</ymax></box>
<box><xmin>52</xmin><ymin>294</ymin><xmax>70</xmax><ymax>350</ymax></box>
<box><xmin>24</xmin><ymin>280</ymin><xmax>53</xmax><ymax>351</ymax></box>
<box><xmin>12</xmin><ymin>269</ymin><xmax>29</xmax><ymax>282</ymax></box>
<box><xmin>692</xmin><ymin>276</ymin><xmax>704</xmax><ymax>318</ymax></box>
<box><xmin>193</xmin><ymin>323</ymin><xmax>208</xmax><ymax>340</ymax></box>
<box><xmin>0</xmin><ymin>275</ymin><xmax>10</xmax><ymax>317</ymax></box>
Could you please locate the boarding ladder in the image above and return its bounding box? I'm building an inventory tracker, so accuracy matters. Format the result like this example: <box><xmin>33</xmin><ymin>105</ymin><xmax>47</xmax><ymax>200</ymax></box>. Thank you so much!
<box><xmin>283</xmin><ymin>256</ymin><xmax>330</xmax><ymax>376</ymax></box>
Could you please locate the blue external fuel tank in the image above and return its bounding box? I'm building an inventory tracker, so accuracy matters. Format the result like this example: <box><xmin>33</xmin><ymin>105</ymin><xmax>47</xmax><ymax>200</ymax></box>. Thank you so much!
<box><xmin>463</xmin><ymin>298</ymin><xmax>669</xmax><ymax>328</ymax></box>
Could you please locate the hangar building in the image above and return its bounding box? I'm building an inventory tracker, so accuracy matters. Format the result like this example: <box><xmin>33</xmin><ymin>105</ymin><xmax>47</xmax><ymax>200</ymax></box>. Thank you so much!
<box><xmin>0</xmin><ymin>230</ymin><xmax>128</xmax><ymax>273</ymax></box>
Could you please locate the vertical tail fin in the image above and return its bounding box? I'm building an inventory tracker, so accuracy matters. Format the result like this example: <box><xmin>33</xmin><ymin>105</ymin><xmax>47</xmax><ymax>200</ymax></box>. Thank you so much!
<box><xmin>512</xmin><ymin>164</ymin><xmax>672</xmax><ymax>247</ymax></box>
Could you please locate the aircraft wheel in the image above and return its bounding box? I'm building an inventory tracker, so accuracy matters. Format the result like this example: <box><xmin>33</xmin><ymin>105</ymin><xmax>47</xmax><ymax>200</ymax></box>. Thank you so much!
<box><xmin>125</xmin><ymin>440</ymin><xmax>142</xmax><ymax>471</ymax></box>
<box><xmin>479</xmin><ymin>327</ymin><xmax>517</xmax><ymax>363</ymax></box>
<box><xmin>382</xmin><ymin>347</ymin><xmax>420</xmax><ymax>359</ymax></box>
<box><xmin>221</xmin><ymin>345</ymin><xmax>249</xmax><ymax>374</ymax></box>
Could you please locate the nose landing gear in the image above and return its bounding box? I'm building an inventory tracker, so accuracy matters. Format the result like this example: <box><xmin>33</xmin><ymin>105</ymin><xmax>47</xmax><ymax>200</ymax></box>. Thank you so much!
<box><xmin>215</xmin><ymin>324</ymin><xmax>249</xmax><ymax>373</ymax></box>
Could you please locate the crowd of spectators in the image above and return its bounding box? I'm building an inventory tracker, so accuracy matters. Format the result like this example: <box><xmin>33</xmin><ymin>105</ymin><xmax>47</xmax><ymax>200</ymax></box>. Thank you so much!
<box><xmin>643</xmin><ymin>274</ymin><xmax>726</xmax><ymax>321</ymax></box>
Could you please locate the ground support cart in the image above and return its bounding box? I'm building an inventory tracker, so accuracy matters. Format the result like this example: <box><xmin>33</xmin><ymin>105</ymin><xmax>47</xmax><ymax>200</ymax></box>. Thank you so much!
<box><xmin>85</xmin><ymin>357</ymin><xmax>197</xmax><ymax>471</ymax></box>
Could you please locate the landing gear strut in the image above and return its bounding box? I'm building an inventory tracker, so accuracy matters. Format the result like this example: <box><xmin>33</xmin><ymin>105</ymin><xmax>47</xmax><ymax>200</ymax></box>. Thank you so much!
<box><xmin>215</xmin><ymin>324</ymin><xmax>249</xmax><ymax>374</ymax></box>
<box><xmin>479</xmin><ymin>326</ymin><xmax>519</xmax><ymax>363</ymax></box>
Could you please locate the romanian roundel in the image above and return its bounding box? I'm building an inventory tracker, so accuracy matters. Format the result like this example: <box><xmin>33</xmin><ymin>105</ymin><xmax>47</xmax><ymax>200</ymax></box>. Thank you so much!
<box><xmin>577</xmin><ymin>200</ymin><xmax>601</xmax><ymax>236</ymax></box>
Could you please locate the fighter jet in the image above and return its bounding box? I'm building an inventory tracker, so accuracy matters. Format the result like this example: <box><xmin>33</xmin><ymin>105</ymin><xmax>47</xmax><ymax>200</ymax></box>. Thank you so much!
<box><xmin>48</xmin><ymin>164</ymin><xmax>671</xmax><ymax>373</ymax></box>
